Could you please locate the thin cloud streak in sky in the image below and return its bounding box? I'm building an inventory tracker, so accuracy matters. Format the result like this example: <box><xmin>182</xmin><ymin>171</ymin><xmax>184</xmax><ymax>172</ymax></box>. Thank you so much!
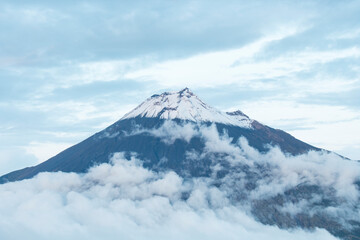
<box><xmin>125</xmin><ymin>44</ymin><xmax>360</xmax><ymax>89</ymax></box>
<box><xmin>237</xmin><ymin>100</ymin><xmax>360</xmax><ymax>159</ymax></box>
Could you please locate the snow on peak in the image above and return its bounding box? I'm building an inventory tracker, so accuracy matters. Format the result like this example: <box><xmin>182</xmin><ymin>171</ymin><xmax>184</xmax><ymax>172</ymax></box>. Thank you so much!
<box><xmin>121</xmin><ymin>88</ymin><xmax>252</xmax><ymax>128</ymax></box>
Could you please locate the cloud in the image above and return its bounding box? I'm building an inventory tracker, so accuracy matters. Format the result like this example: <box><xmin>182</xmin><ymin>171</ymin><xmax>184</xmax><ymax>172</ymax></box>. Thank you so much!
<box><xmin>0</xmin><ymin>147</ymin><xmax>38</xmax><ymax>176</ymax></box>
<box><xmin>287</xmin><ymin>76</ymin><xmax>359</xmax><ymax>95</ymax></box>
<box><xmin>0</xmin><ymin>6</ymin><xmax>68</xmax><ymax>25</ymax></box>
<box><xmin>125</xmin><ymin>37</ymin><xmax>360</xmax><ymax>89</ymax></box>
<box><xmin>128</xmin><ymin>122</ymin><xmax>360</xmax><ymax>220</ymax></box>
<box><xmin>328</xmin><ymin>28</ymin><xmax>360</xmax><ymax>40</ymax></box>
<box><xmin>144</xmin><ymin>121</ymin><xmax>200</xmax><ymax>144</ymax></box>
<box><xmin>24</xmin><ymin>141</ymin><xmax>73</xmax><ymax>164</ymax></box>
<box><xmin>124</xmin><ymin>28</ymin><xmax>303</xmax><ymax>88</ymax></box>
<box><xmin>14</xmin><ymin>99</ymin><xmax>133</xmax><ymax>126</ymax></box>
<box><xmin>0</xmin><ymin>151</ymin><xmax>339</xmax><ymax>240</ymax></box>
<box><xmin>40</xmin><ymin>59</ymin><xmax>144</xmax><ymax>90</ymax></box>
<box><xmin>127</xmin><ymin>121</ymin><xmax>360</xmax><ymax>196</ymax></box>
<box><xmin>236</xmin><ymin>100</ymin><xmax>360</xmax><ymax>159</ymax></box>
<box><xmin>0</xmin><ymin>0</ymin><xmax>314</xmax><ymax>68</ymax></box>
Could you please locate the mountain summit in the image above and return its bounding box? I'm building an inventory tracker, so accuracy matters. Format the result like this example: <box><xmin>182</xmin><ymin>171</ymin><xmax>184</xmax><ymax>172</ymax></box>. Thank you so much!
<box><xmin>122</xmin><ymin>88</ymin><xmax>252</xmax><ymax>128</ymax></box>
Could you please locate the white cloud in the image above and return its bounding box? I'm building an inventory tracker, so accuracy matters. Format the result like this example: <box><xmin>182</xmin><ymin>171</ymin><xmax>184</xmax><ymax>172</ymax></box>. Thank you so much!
<box><xmin>0</xmin><ymin>147</ymin><xmax>38</xmax><ymax>176</ymax></box>
<box><xmin>0</xmin><ymin>152</ymin><xmax>340</xmax><ymax>240</ymax></box>
<box><xmin>147</xmin><ymin>121</ymin><xmax>200</xmax><ymax>144</ymax></box>
<box><xmin>125</xmin><ymin>28</ymin><xmax>301</xmax><ymax>88</ymax></box>
<box><xmin>24</xmin><ymin>141</ymin><xmax>73</xmax><ymax>164</ymax></box>
<box><xmin>55</xmin><ymin>59</ymin><xmax>142</xmax><ymax>88</ymax></box>
<box><xmin>328</xmin><ymin>28</ymin><xmax>360</xmax><ymax>40</ymax></box>
<box><xmin>288</xmin><ymin>77</ymin><xmax>359</xmax><ymax>94</ymax></box>
<box><xmin>1</xmin><ymin>6</ymin><xmax>68</xmax><ymax>25</ymax></box>
<box><xmin>238</xmin><ymin>100</ymin><xmax>359</xmax><ymax>126</ymax></box>
<box><xmin>289</xmin><ymin>119</ymin><xmax>360</xmax><ymax>158</ymax></box>
<box><xmin>236</xmin><ymin>100</ymin><xmax>360</xmax><ymax>159</ymax></box>
<box><xmin>128</xmin><ymin>121</ymin><xmax>360</xmax><ymax>199</ymax></box>
<box><xmin>125</xmin><ymin>35</ymin><xmax>360</xmax><ymax>89</ymax></box>
<box><xmin>15</xmin><ymin>100</ymin><xmax>133</xmax><ymax>126</ymax></box>
<box><xmin>2</xmin><ymin>121</ymin><xmax>360</xmax><ymax>238</ymax></box>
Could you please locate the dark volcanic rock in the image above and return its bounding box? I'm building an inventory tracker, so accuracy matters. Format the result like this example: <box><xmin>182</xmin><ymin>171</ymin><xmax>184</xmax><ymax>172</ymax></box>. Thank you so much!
<box><xmin>0</xmin><ymin>118</ymin><xmax>318</xmax><ymax>183</ymax></box>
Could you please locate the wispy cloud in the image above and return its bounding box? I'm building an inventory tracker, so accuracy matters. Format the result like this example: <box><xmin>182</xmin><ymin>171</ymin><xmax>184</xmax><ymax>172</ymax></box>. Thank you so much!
<box><xmin>328</xmin><ymin>28</ymin><xmax>360</xmax><ymax>40</ymax></box>
<box><xmin>236</xmin><ymin>100</ymin><xmax>360</xmax><ymax>158</ymax></box>
<box><xmin>0</xmin><ymin>6</ymin><xmax>69</xmax><ymax>25</ymax></box>
<box><xmin>24</xmin><ymin>141</ymin><xmax>72</xmax><ymax>164</ymax></box>
<box><xmin>125</xmin><ymin>43</ymin><xmax>360</xmax><ymax>90</ymax></box>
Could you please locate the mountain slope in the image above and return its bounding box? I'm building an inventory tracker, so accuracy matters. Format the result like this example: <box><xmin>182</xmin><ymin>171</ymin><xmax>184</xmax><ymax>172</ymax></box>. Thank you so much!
<box><xmin>0</xmin><ymin>88</ymin><xmax>318</xmax><ymax>183</ymax></box>
<box><xmin>0</xmin><ymin>118</ymin><xmax>318</xmax><ymax>183</ymax></box>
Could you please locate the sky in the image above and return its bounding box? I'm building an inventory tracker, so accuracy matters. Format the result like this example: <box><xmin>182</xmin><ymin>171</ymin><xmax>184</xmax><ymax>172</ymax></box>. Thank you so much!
<box><xmin>1</xmin><ymin>0</ymin><xmax>360</xmax><ymax>175</ymax></box>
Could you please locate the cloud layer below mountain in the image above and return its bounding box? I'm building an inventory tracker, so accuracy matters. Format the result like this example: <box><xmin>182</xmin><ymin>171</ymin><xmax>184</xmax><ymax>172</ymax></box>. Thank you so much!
<box><xmin>0</xmin><ymin>154</ymin><xmax>337</xmax><ymax>240</ymax></box>
<box><xmin>1</xmin><ymin>122</ymin><xmax>359</xmax><ymax>239</ymax></box>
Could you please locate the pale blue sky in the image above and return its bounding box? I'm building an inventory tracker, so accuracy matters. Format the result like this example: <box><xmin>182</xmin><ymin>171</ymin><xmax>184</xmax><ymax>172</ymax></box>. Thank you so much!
<box><xmin>1</xmin><ymin>0</ymin><xmax>360</xmax><ymax>175</ymax></box>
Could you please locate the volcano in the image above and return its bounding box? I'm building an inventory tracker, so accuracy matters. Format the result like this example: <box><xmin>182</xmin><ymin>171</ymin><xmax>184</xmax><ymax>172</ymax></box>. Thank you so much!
<box><xmin>1</xmin><ymin>88</ymin><xmax>359</xmax><ymax>239</ymax></box>
<box><xmin>0</xmin><ymin>88</ymin><xmax>319</xmax><ymax>182</ymax></box>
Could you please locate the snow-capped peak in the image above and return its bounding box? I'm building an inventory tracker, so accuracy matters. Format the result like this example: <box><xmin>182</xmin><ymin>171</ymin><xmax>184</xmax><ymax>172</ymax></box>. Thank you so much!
<box><xmin>121</xmin><ymin>88</ymin><xmax>253</xmax><ymax>128</ymax></box>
